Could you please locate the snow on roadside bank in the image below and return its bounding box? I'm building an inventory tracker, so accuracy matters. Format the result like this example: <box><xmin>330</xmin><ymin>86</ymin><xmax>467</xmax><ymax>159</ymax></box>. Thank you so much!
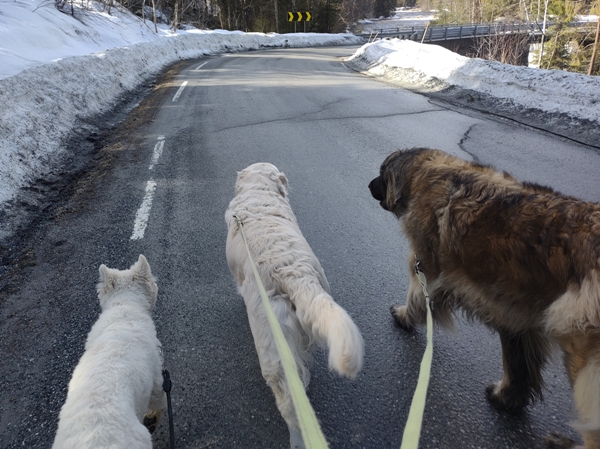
<box><xmin>0</xmin><ymin>29</ymin><xmax>361</xmax><ymax>230</ymax></box>
<box><xmin>344</xmin><ymin>39</ymin><xmax>600</xmax><ymax>126</ymax></box>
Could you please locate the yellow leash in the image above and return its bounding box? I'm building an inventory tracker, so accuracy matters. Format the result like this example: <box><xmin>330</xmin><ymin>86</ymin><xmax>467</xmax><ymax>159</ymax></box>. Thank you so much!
<box><xmin>234</xmin><ymin>216</ymin><xmax>329</xmax><ymax>449</ymax></box>
<box><xmin>400</xmin><ymin>258</ymin><xmax>434</xmax><ymax>449</ymax></box>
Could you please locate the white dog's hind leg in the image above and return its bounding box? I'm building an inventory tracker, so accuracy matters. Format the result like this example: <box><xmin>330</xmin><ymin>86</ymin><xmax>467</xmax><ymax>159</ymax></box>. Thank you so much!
<box><xmin>143</xmin><ymin>368</ymin><xmax>167</xmax><ymax>434</ymax></box>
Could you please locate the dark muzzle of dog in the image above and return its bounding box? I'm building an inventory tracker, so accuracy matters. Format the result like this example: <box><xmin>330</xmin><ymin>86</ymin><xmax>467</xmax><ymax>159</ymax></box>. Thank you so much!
<box><xmin>368</xmin><ymin>176</ymin><xmax>389</xmax><ymax>211</ymax></box>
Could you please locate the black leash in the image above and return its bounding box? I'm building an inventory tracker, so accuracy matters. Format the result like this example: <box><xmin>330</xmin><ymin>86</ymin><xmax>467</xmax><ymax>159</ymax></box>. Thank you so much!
<box><xmin>162</xmin><ymin>369</ymin><xmax>175</xmax><ymax>449</ymax></box>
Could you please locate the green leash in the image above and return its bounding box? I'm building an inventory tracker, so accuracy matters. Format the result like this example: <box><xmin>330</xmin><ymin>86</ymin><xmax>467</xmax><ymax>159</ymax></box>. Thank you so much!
<box><xmin>400</xmin><ymin>258</ymin><xmax>434</xmax><ymax>449</ymax></box>
<box><xmin>234</xmin><ymin>216</ymin><xmax>329</xmax><ymax>449</ymax></box>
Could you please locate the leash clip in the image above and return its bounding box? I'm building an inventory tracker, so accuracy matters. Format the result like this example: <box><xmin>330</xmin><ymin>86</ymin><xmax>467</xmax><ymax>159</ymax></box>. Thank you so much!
<box><xmin>414</xmin><ymin>257</ymin><xmax>422</xmax><ymax>276</ymax></box>
<box><xmin>162</xmin><ymin>369</ymin><xmax>172</xmax><ymax>393</ymax></box>
<box><xmin>414</xmin><ymin>256</ymin><xmax>433</xmax><ymax>312</ymax></box>
<box><xmin>158</xmin><ymin>345</ymin><xmax>175</xmax><ymax>449</ymax></box>
<box><xmin>162</xmin><ymin>368</ymin><xmax>175</xmax><ymax>449</ymax></box>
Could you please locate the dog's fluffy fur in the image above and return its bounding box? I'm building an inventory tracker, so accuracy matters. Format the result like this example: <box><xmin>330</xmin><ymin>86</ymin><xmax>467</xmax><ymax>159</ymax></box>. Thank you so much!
<box><xmin>225</xmin><ymin>163</ymin><xmax>364</xmax><ymax>449</ymax></box>
<box><xmin>52</xmin><ymin>255</ymin><xmax>167</xmax><ymax>449</ymax></box>
<box><xmin>369</xmin><ymin>148</ymin><xmax>600</xmax><ymax>449</ymax></box>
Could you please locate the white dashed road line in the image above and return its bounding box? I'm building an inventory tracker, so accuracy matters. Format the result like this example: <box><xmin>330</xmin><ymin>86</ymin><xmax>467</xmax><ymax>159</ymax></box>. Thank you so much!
<box><xmin>130</xmin><ymin>180</ymin><xmax>157</xmax><ymax>240</ymax></box>
<box><xmin>131</xmin><ymin>135</ymin><xmax>169</xmax><ymax>240</ymax></box>
<box><xmin>172</xmin><ymin>80</ymin><xmax>188</xmax><ymax>102</ymax></box>
<box><xmin>149</xmin><ymin>136</ymin><xmax>165</xmax><ymax>170</ymax></box>
<box><xmin>194</xmin><ymin>61</ymin><xmax>209</xmax><ymax>70</ymax></box>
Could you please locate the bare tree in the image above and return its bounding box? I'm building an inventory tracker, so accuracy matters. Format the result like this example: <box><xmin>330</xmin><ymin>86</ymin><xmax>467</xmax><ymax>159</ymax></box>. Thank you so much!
<box><xmin>537</xmin><ymin>0</ymin><xmax>549</xmax><ymax>66</ymax></box>
<box><xmin>273</xmin><ymin>0</ymin><xmax>279</xmax><ymax>32</ymax></box>
<box><xmin>590</xmin><ymin>7</ymin><xmax>600</xmax><ymax>74</ymax></box>
<box><xmin>339</xmin><ymin>0</ymin><xmax>374</xmax><ymax>31</ymax></box>
<box><xmin>475</xmin><ymin>28</ymin><xmax>531</xmax><ymax>65</ymax></box>
<box><xmin>150</xmin><ymin>0</ymin><xmax>158</xmax><ymax>32</ymax></box>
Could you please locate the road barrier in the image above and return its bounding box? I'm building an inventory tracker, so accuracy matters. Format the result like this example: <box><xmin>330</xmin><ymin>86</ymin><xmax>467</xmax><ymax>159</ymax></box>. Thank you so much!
<box><xmin>359</xmin><ymin>21</ymin><xmax>591</xmax><ymax>42</ymax></box>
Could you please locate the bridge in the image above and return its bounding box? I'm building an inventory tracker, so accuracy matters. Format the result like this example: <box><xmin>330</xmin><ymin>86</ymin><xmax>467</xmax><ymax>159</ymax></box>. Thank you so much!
<box><xmin>356</xmin><ymin>21</ymin><xmax>592</xmax><ymax>65</ymax></box>
<box><xmin>358</xmin><ymin>21</ymin><xmax>591</xmax><ymax>43</ymax></box>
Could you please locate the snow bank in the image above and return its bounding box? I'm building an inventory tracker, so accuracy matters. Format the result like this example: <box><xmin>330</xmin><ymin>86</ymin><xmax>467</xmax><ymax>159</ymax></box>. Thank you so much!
<box><xmin>345</xmin><ymin>39</ymin><xmax>600</xmax><ymax>124</ymax></box>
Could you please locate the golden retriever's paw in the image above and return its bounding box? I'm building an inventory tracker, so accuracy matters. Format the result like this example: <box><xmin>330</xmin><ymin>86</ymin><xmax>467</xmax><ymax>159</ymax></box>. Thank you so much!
<box><xmin>390</xmin><ymin>305</ymin><xmax>414</xmax><ymax>331</ymax></box>
<box><xmin>143</xmin><ymin>409</ymin><xmax>163</xmax><ymax>434</ymax></box>
<box><xmin>544</xmin><ymin>432</ymin><xmax>578</xmax><ymax>449</ymax></box>
<box><xmin>485</xmin><ymin>382</ymin><xmax>529</xmax><ymax>412</ymax></box>
<box><xmin>289</xmin><ymin>426</ymin><xmax>306</xmax><ymax>449</ymax></box>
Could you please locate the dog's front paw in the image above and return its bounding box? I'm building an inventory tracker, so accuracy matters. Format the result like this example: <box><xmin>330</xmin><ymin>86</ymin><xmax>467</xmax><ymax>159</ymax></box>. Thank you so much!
<box><xmin>143</xmin><ymin>409</ymin><xmax>164</xmax><ymax>434</ymax></box>
<box><xmin>390</xmin><ymin>305</ymin><xmax>414</xmax><ymax>331</ymax></box>
<box><xmin>485</xmin><ymin>382</ymin><xmax>529</xmax><ymax>412</ymax></box>
<box><xmin>544</xmin><ymin>432</ymin><xmax>578</xmax><ymax>449</ymax></box>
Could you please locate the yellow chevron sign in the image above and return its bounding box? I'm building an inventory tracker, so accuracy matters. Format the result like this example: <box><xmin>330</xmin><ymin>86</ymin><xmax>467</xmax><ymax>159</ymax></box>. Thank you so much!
<box><xmin>287</xmin><ymin>11</ymin><xmax>312</xmax><ymax>22</ymax></box>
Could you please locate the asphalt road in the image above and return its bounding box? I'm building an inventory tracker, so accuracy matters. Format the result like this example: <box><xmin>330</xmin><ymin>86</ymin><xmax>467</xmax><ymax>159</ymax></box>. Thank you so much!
<box><xmin>1</xmin><ymin>45</ymin><xmax>599</xmax><ymax>449</ymax></box>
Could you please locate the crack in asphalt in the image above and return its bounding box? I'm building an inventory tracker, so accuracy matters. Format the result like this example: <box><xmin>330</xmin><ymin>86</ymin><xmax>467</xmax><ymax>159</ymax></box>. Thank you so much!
<box><xmin>209</xmin><ymin>106</ymin><xmax>447</xmax><ymax>134</ymax></box>
<box><xmin>427</xmin><ymin>96</ymin><xmax>600</xmax><ymax>151</ymax></box>
<box><xmin>458</xmin><ymin>124</ymin><xmax>480</xmax><ymax>163</ymax></box>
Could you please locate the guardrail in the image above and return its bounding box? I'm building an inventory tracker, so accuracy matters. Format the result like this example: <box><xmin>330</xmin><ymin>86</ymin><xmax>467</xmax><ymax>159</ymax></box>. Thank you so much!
<box><xmin>358</xmin><ymin>21</ymin><xmax>592</xmax><ymax>42</ymax></box>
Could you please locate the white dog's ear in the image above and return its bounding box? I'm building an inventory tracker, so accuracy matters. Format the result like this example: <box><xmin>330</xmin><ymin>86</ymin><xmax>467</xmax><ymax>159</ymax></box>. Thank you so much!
<box><xmin>278</xmin><ymin>172</ymin><xmax>288</xmax><ymax>197</ymax></box>
<box><xmin>98</xmin><ymin>264</ymin><xmax>112</xmax><ymax>286</ymax></box>
<box><xmin>132</xmin><ymin>254</ymin><xmax>152</xmax><ymax>280</ymax></box>
<box><xmin>97</xmin><ymin>264</ymin><xmax>116</xmax><ymax>303</ymax></box>
<box><xmin>132</xmin><ymin>254</ymin><xmax>158</xmax><ymax>309</ymax></box>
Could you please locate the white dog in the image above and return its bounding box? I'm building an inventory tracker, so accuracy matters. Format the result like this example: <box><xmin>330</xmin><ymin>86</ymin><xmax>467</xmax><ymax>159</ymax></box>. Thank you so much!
<box><xmin>52</xmin><ymin>255</ymin><xmax>167</xmax><ymax>449</ymax></box>
<box><xmin>225</xmin><ymin>163</ymin><xmax>365</xmax><ymax>449</ymax></box>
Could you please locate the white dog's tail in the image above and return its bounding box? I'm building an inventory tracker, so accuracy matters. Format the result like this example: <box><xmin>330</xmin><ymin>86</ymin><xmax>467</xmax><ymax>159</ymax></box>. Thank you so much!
<box><xmin>291</xmin><ymin>282</ymin><xmax>364</xmax><ymax>378</ymax></box>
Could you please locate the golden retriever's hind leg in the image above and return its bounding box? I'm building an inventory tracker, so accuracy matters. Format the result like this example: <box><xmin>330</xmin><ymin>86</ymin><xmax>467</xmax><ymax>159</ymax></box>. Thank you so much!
<box><xmin>266</xmin><ymin>374</ymin><xmax>306</xmax><ymax>449</ymax></box>
<box><xmin>486</xmin><ymin>329</ymin><xmax>549</xmax><ymax>412</ymax></box>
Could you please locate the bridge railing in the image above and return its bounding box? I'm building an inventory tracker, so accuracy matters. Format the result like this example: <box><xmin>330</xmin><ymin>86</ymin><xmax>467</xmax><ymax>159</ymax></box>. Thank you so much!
<box><xmin>358</xmin><ymin>21</ymin><xmax>592</xmax><ymax>42</ymax></box>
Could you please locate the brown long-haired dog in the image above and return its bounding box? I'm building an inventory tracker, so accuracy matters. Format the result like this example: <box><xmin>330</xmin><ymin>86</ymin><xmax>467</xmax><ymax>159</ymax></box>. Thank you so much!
<box><xmin>369</xmin><ymin>148</ymin><xmax>600</xmax><ymax>449</ymax></box>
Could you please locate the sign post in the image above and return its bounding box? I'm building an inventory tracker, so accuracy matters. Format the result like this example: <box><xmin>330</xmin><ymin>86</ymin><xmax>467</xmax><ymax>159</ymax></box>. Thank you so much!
<box><xmin>287</xmin><ymin>11</ymin><xmax>312</xmax><ymax>32</ymax></box>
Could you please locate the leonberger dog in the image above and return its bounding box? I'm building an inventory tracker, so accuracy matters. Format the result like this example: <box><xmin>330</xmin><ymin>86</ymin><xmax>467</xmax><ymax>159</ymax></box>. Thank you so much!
<box><xmin>369</xmin><ymin>148</ymin><xmax>600</xmax><ymax>449</ymax></box>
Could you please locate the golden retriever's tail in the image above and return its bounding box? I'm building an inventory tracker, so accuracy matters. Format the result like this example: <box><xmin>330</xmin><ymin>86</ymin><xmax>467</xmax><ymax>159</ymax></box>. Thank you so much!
<box><xmin>291</xmin><ymin>282</ymin><xmax>364</xmax><ymax>378</ymax></box>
